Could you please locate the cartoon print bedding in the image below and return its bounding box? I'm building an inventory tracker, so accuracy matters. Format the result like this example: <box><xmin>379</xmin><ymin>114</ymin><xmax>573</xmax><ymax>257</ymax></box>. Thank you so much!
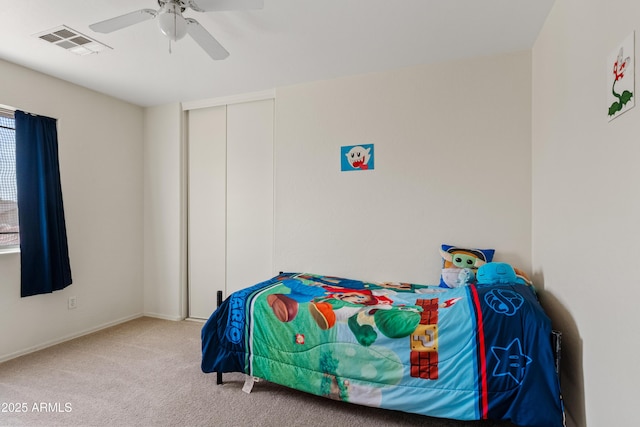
<box><xmin>201</xmin><ymin>273</ymin><xmax>564</xmax><ymax>427</ymax></box>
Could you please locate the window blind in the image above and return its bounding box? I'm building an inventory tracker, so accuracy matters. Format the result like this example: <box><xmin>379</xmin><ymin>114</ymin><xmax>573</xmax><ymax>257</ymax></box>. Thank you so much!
<box><xmin>0</xmin><ymin>109</ymin><xmax>19</xmax><ymax>247</ymax></box>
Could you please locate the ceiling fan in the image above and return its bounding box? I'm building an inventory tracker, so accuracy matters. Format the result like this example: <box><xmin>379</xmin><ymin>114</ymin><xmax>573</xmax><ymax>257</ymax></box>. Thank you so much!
<box><xmin>89</xmin><ymin>0</ymin><xmax>263</xmax><ymax>60</ymax></box>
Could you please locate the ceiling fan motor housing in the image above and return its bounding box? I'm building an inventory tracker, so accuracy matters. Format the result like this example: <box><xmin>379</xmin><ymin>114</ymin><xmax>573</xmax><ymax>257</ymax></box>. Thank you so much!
<box><xmin>158</xmin><ymin>0</ymin><xmax>187</xmax><ymax>11</ymax></box>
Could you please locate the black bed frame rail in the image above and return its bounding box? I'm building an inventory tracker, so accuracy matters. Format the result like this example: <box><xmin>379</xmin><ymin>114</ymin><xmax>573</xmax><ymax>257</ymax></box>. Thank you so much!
<box><xmin>216</xmin><ymin>290</ymin><xmax>223</xmax><ymax>385</ymax></box>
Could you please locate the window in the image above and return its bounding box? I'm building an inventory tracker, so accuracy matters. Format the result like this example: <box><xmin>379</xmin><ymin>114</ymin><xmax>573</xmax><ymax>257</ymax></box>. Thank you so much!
<box><xmin>0</xmin><ymin>108</ymin><xmax>19</xmax><ymax>250</ymax></box>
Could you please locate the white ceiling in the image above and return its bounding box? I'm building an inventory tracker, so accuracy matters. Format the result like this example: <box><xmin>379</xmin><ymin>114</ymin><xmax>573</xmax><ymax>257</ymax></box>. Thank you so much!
<box><xmin>0</xmin><ymin>0</ymin><xmax>555</xmax><ymax>107</ymax></box>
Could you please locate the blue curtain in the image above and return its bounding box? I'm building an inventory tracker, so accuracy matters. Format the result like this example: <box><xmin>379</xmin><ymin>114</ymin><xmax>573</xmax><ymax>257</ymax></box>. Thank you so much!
<box><xmin>15</xmin><ymin>110</ymin><xmax>72</xmax><ymax>297</ymax></box>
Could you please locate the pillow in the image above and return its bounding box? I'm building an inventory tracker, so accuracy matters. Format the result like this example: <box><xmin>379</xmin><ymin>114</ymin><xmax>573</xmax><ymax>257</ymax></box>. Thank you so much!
<box><xmin>439</xmin><ymin>244</ymin><xmax>495</xmax><ymax>288</ymax></box>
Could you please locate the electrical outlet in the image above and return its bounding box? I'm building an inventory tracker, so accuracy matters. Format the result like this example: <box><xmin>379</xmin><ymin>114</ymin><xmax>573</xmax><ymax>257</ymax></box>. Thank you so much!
<box><xmin>68</xmin><ymin>296</ymin><xmax>77</xmax><ymax>310</ymax></box>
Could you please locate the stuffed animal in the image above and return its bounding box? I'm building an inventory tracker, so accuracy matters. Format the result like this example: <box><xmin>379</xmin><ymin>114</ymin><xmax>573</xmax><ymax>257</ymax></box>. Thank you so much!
<box><xmin>439</xmin><ymin>245</ymin><xmax>494</xmax><ymax>288</ymax></box>
<box><xmin>513</xmin><ymin>267</ymin><xmax>534</xmax><ymax>287</ymax></box>
<box><xmin>476</xmin><ymin>262</ymin><xmax>517</xmax><ymax>286</ymax></box>
<box><xmin>455</xmin><ymin>268</ymin><xmax>476</xmax><ymax>287</ymax></box>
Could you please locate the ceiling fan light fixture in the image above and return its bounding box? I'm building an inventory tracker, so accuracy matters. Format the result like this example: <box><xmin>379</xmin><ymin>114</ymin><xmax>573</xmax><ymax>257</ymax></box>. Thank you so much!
<box><xmin>157</xmin><ymin>3</ymin><xmax>187</xmax><ymax>41</ymax></box>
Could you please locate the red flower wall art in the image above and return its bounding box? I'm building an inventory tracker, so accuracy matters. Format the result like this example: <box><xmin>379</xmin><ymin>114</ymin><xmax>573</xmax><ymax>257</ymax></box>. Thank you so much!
<box><xmin>608</xmin><ymin>32</ymin><xmax>635</xmax><ymax>121</ymax></box>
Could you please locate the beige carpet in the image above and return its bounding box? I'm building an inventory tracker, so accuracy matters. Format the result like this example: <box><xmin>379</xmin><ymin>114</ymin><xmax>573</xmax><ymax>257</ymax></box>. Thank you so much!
<box><xmin>0</xmin><ymin>317</ymin><xmax>514</xmax><ymax>427</ymax></box>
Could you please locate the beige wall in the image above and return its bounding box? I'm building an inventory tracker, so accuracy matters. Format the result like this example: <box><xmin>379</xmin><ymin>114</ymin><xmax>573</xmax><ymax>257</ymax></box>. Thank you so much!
<box><xmin>143</xmin><ymin>103</ymin><xmax>186</xmax><ymax>320</ymax></box>
<box><xmin>532</xmin><ymin>0</ymin><xmax>640</xmax><ymax>426</ymax></box>
<box><xmin>0</xmin><ymin>59</ymin><xmax>144</xmax><ymax>361</ymax></box>
<box><xmin>275</xmin><ymin>52</ymin><xmax>533</xmax><ymax>284</ymax></box>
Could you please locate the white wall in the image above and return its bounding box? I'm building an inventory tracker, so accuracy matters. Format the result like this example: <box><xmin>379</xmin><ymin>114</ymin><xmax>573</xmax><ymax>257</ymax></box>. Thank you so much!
<box><xmin>0</xmin><ymin>59</ymin><xmax>144</xmax><ymax>361</ymax></box>
<box><xmin>275</xmin><ymin>52</ymin><xmax>533</xmax><ymax>284</ymax></box>
<box><xmin>143</xmin><ymin>103</ymin><xmax>186</xmax><ymax>320</ymax></box>
<box><xmin>532</xmin><ymin>1</ymin><xmax>640</xmax><ymax>426</ymax></box>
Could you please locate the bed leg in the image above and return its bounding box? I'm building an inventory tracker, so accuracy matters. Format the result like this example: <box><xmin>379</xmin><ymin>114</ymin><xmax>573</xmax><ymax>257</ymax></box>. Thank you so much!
<box><xmin>216</xmin><ymin>290</ymin><xmax>224</xmax><ymax>385</ymax></box>
<box><xmin>217</xmin><ymin>290</ymin><xmax>223</xmax><ymax>307</ymax></box>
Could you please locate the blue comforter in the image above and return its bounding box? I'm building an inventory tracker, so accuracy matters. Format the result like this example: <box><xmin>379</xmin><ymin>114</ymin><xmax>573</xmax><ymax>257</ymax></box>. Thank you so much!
<box><xmin>202</xmin><ymin>273</ymin><xmax>564</xmax><ymax>427</ymax></box>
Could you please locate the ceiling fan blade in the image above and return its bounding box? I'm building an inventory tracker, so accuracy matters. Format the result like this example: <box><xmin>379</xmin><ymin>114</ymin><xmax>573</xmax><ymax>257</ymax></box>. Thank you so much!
<box><xmin>186</xmin><ymin>18</ymin><xmax>229</xmax><ymax>60</ymax></box>
<box><xmin>89</xmin><ymin>9</ymin><xmax>157</xmax><ymax>33</ymax></box>
<box><xmin>187</xmin><ymin>0</ymin><xmax>264</xmax><ymax>12</ymax></box>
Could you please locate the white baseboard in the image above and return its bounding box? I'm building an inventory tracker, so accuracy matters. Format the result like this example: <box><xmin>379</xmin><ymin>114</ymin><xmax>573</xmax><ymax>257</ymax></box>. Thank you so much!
<box><xmin>0</xmin><ymin>313</ymin><xmax>144</xmax><ymax>363</ymax></box>
<box><xmin>143</xmin><ymin>312</ymin><xmax>185</xmax><ymax>321</ymax></box>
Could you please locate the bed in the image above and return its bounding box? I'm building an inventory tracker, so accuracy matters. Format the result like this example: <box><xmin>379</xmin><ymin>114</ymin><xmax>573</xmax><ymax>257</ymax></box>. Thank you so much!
<box><xmin>201</xmin><ymin>271</ymin><xmax>564</xmax><ymax>427</ymax></box>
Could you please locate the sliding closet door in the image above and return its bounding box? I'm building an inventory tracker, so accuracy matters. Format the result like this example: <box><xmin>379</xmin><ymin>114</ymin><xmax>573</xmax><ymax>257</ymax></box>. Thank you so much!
<box><xmin>187</xmin><ymin>98</ymin><xmax>274</xmax><ymax>319</ymax></box>
<box><xmin>188</xmin><ymin>106</ymin><xmax>227</xmax><ymax>319</ymax></box>
<box><xmin>226</xmin><ymin>99</ymin><xmax>274</xmax><ymax>294</ymax></box>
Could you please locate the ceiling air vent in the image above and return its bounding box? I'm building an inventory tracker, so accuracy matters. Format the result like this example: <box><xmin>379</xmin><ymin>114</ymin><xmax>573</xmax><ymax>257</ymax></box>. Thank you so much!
<box><xmin>33</xmin><ymin>25</ymin><xmax>112</xmax><ymax>56</ymax></box>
